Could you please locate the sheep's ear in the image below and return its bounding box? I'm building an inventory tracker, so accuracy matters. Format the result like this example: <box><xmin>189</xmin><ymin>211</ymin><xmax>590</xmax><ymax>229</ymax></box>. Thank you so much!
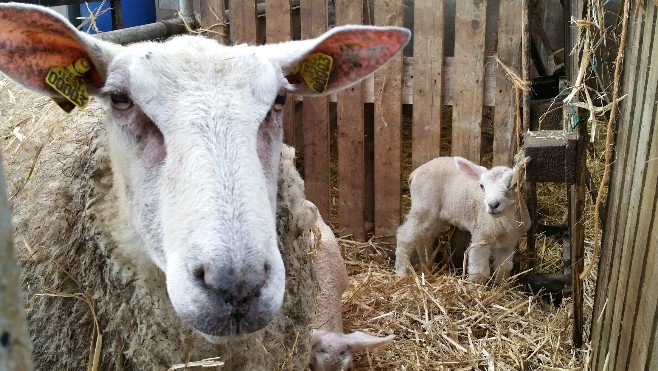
<box><xmin>342</xmin><ymin>331</ymin><xmax>395</xmax><ymax>352</ymax></box>
<box><xmin>0</xmin><ymin>4</ymin><xmax>119</xmax><ymax>96</ymax></box>
<box><xmin>261</xmin><ymin>25</ymin><xmax>410</xmax><ymax>96</ymax></box>
<box><xmin>454</xmin><ymin>156</ymin><xmax>487</xmax><ymax>180</ymax></box>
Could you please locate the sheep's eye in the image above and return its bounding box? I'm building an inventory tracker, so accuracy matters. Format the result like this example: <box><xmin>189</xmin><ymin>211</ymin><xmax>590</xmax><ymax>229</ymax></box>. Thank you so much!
<box><xmin>110</xmin><ymin>92</ymin><xmax>133</xmax><ymax>110</ymax></box>
<box><xmin>273</xmin><ymin>94</ymin><xmax>286</xmax><ymax>112</ymax></box>
<box><xmin>479</xmin><ymin>184</ymin><xmax>484</xmax><ymax>190</ymax></box>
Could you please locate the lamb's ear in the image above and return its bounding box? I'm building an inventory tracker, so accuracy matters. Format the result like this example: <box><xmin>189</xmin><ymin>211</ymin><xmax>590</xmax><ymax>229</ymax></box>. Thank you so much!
<box><xmin>260</xmin><ymin>25</ymin><xmax>410</xmax><ymax>96</ymax></box>
<box><xmin>454</xmin><ymin>157</ymin><xmax>487</xmax><ymax>180</ymax></box>
<box><xmin>343</xmin><ymin>331</ymin><xmax>395</xmax><ymax>352</ymax></box>
<box><xmin>0</xmin><ymin>3</ymin><xmax>119</xmax><ymax>96</ymax></box>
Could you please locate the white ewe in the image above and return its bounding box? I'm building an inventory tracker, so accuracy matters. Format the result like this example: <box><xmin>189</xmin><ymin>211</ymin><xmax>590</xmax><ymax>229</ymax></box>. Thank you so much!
<box><xmin>395</xmin><ymin>156</ymin><xmax>530</xmax><ymax>285</ymax></box>
<box><xmin>306</xmin><ymin>201</ymin><xmax>394</xmax><ymax>371</ymax></box>
<box><xmin>0</xmin><ymin>3</ymin><xmax>409</xmax><ymax>368</ymax></box>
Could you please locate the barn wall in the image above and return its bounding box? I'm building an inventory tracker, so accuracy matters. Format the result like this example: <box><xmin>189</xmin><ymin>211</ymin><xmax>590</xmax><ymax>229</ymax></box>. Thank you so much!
<box><xmin>591</xmin><ymin>2</ymin><xmax>658</xmax><ymax>370</ymax></box>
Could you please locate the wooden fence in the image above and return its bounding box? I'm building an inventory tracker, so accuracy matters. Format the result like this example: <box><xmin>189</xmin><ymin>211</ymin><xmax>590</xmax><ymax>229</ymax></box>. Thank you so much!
<box><xmin>591</xmin><ymin>1</ymin><xmax>658</xmax><ymax>369</ymax></box>
<box><xmin>201</xmin><ymin>0</ymin><xmax>526</xmax><ymax>239</ymax></box>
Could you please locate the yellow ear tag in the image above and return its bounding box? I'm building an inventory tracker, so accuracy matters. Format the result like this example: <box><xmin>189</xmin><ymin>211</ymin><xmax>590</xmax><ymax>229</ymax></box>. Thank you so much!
<box><xmin>298</xmin><ymin>53</ymin><xmax>333</xmax><ymax>94</ymax></box>
<box><xmin>45</xmin><ymin>58</ymin><xmax>91</xmax><ymax>113</ymax></box>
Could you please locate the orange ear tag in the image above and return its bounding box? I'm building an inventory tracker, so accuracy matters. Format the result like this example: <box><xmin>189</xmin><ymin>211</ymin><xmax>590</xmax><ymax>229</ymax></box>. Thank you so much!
<box><xmin>298</xmin><ymin>53</ymin><xmax>334</xmax><ymax>94</ymax></box>
<box><xmin>45</xmin><ymin>58</ymin><xmax>91</xmax><ymax>113</ymax></box>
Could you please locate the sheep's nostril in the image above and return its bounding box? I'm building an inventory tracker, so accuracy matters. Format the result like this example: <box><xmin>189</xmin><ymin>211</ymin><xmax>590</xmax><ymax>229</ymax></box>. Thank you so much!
<box><xmin>489</xmin><ymin>202</ymin><xmax>500</xmax><ymax>210</ymax></box>
<box><xmin>192</xmin><ymin>266</ymin><xmax>205</xmax><ymax>282</ymax></box>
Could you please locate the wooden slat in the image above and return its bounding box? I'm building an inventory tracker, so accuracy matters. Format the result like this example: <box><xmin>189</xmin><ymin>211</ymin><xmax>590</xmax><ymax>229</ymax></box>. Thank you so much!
<box><xmin>628</xmin><ymin>42</ymin><xmax>658</xmax><ymax>369</ymax></box>
<box><xmin>200</xmin><ymin>0</ymin><xmax>227</xmax><ymax>44</ymax></box>
<box><xmin>591</xmin><ymin>1</ymin><xmax>640</xmax><ymax>367</ymax></box>
<box><xmin>614</xmin><ymin>5</ymin><xmax>658</xmax><ymax>367</ymax></box>
<box><xmin>265</xmin><ymin>0</ymin><xmax>295</xmax><ymax>146</ymax></box>
<box><xmin>411</xmin><ymin>0</ymin><xmax>444</xmax><ymax>170</ymax></box>
<box><xmin>599</xmin><ymin>5</ymin><xmax>656</xmax><ymax>368</ymax></box>
<box><xmin>300</xmin><ymin>0</ymin><xmax>330</xmax><ymax>219</ymax></box>
<box><xmin>373</xmin><ymin>0</ymin><xmax>404</xmax><ymax>237</ymax></box>
<box><xmin>493</xmin><ymin>0</ymin><xmax>522</xmax><ymax>167</ymax></box>
<box><xmin>451</xmin><ymin>0</ymin><xmax>487</xmax><ymax>162</ymax></box>
<box><xmin>229</xmin><ymin>0</ymin><xmax>257</xmax><ymax>44</ymax></box>
<box><xmin>335</xmin><ymin>0</ymin><xmax>365</xmax><ymax>239</ymax></box>
<box><xmin>325</xmin><ymin>56</ymin><xmax>498</xmax><ymax>106</ymax></box>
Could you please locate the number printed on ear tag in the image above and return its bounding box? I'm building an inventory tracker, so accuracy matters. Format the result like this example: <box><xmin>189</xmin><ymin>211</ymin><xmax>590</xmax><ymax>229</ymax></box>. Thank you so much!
<box><xmin>298</xmin><ymin>53</ymin><xmax>334</xmax><ymax>94</ymax></box>
<box><xmin>45</xmin><ymin>58</ymin><xmax>91</xmax><ymax>112</ymax></box>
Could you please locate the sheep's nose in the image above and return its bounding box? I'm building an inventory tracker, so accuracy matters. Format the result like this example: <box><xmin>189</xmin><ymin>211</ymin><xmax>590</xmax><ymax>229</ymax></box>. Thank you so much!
<box><xmin>489</xmin><ymin>202</ymin><xmax>500</xmax><ymax>211</ymax></box>
<box><xmin>194</xmin><ymin>262</ymin><xmax>270</xmax><ymax>308</ymax></box>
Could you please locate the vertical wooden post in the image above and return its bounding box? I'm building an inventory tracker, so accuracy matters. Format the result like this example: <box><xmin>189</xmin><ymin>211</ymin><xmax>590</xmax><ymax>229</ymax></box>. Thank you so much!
<box><xmin>229</xmin><ymin>0</ymin><xmax>257</xmax><ymax>44</ymax></box>
<box><xmin>0</xmin><ymin>158</ymin><xmax>33</xmax><ymax>370</ymax></box>
<box><xmin>373</xmin><ymin>0</ymin><xmax>404</xmax><ymax>238</ymax></box>
<box><xmin>452</xmin><ymin>0</ymin><xmax>487</xmax><ymax>163</ymax></box>
<box><xmin>335</xmin><ymin>0</ymin><xmax>365</xmax><ymax>239</ymax></box>
<box><xmin>411</xmin><ymin>0</ymin><xmax>444</xmax><ymax>170</ymax></box>
<box><xmin>300</xmin><ymin>0</ymin><xmax>330</xmax><ymax>219</ymax></box>
<box><xmin>200</xmin><ymin>0</ymin><xmax>227</xmax><ymax>44</ymax></box>
<box><xmin>493</xmin><ymin>0</ymin><xmax>523</xmax><ymax>167</ymax></box>
<box><xmin>265</xmin><ymin>0</ymin><xmax>295</xmax><ymax>146</ymax></box>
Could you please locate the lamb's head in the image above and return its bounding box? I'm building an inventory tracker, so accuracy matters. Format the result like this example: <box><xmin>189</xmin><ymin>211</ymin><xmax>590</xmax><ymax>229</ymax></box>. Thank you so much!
<box><xmin>310</xmin><ymin>331</ymin><xmax>395</xmax><ymax>371</ymax></box>
<box><xmin>0</xmin><ymin>4</ymin><xmax>410</xmax><ymax>338</ymax></box>
<box><xmin>454</xmin><ymin>156</ymin><xmax>518</xmax><ymax>215</ymax></box>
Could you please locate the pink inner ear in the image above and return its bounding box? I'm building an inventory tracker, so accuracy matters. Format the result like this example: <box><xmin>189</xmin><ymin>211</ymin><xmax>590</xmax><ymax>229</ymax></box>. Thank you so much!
<box><xmin>455</xmin><ymin>158</ymin><xmax>483</xmax><ymax>180</ymax></box>
<box><xmin>288</xmin><ymin>28</ymin><xmax>409</xmax><ymax>94</ymax></box>
<box><xmin>0</xmin><ymin>6</ymin><xmax>98</xmax><ymax>94</ymax></box>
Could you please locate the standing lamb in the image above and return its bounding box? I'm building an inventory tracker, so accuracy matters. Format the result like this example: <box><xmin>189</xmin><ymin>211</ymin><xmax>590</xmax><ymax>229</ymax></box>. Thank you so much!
<box><xmin>306</xmin><ymin>201</ymin><xmax>394</xmax><ymax>371</ymax></box>
<box><xmin>0</xmin><ymin>3</ymin><xmax>410</xmax><ymax>369</ymax></box>
<box><xmin>395</xmin><ymin>156</ymin><xmax>530</xmax><ymax>285</ymax></box>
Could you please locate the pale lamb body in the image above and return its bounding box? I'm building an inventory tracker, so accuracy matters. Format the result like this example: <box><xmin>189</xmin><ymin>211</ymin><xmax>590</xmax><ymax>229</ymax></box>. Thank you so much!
<box><xmin>307</xmin><ymin>201</ymin><xmax>394</xmax><ymax>371</ymax></box>
<box><xmin>395</xmin><ymin>156</ymin><xmax>530</xmax><ymax>285</ymax></box>
<box><xmin>0</xmin><ymin>3</ymin><xmax>409</xmax><ymax>369</ymax></box>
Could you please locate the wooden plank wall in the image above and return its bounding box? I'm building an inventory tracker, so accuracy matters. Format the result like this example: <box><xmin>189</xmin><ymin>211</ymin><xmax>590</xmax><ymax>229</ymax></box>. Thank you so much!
<box><xmin>591</xmin><ymin>2</ymin><xmax>658</xmax><ymax>369</ymax></box>
<box><xmin>335</xmin><ymin>0</ymin><xmax>366</xmax><ymax>239</ymax></box>
<box><xmin>226</xmin><ymin>1</ymin><xmax>521</xmax><ymax>238</ymax></box>
<box><xmin>373</xmin><ymin>0</ymin><xmax>405</xmax><ymax>237</ymax></box>
<box><xmin>300</xmin><ymin>0</ymin><xmax>331</xmax><ymax>219</ymax></box>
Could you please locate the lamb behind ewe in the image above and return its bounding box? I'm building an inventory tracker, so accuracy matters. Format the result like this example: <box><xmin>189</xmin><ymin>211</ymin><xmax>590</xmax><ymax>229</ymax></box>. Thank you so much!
<box><xmin>0</xmin><ymin>3</ymin><xmax>409</xmax><ymax>369</ymax></box>
<box><xmin>306</xmin><ymin>201</ymin><xmax>394</xmax><ymax>371</ymax></box>
<box><xmin>395</xmin><ymin>156</ymin><xmax>530</xmax><ymax>286</ymax></box>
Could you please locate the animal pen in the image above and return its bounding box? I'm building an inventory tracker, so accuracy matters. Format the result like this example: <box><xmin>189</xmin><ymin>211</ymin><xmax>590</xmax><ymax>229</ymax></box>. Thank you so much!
<box><xmin>0</xmin><ymin>0</ymin><xmax>646</xmax><ymax>369</ymax></box>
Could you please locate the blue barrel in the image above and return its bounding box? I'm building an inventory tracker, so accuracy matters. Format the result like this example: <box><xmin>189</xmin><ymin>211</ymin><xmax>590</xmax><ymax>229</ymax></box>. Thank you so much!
<box><xmin>80</xmin><ymin>0</ymin><xmax>156</xmax><ymax>34</ymax></box>
<box><xmin>79</xmin><ymin>2</ymin><xmax>112</xmax><ymax>34</ymax></box>
<box><xmin>121</xmin><ymin>0</ymin><xmax>156</xmax><ymax>29</ymax></box>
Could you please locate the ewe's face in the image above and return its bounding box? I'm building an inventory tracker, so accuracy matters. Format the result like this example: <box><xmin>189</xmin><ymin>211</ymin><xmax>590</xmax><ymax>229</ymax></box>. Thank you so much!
<box><xmin>102</xmin><ymin>36</ymin><xmax>287</xmax><ymax>337</ymax></box>
<box><xmin>479</xmin><ymin>167</ymin><xmax>517</xmax><ymax>215</ymax></box>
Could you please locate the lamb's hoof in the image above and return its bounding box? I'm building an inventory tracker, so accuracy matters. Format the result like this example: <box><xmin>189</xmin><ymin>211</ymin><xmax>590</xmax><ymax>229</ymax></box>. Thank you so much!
<box><xmin>466</xmin><ymin>275</ymin><xmax>488</xmax><ymax>292</ymax></box>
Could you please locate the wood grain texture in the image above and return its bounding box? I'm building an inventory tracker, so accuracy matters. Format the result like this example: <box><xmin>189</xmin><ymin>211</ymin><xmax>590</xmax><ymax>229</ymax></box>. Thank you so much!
<box><xmin>590</xmin><ymin>2</ymin><xmax>642</xmax><ymax>367</ymax></box>
<box><xmin>600</xmin><ymin>4</ymin><xmax>656</xmax><ymax>368</ymax></box>
<box><xmin>265</xmin><ymin>0</ymin><xmax>295</xmax><ymax>146</ymax></box>
<box><xmin>411</xmin><ymin>0</ymin><xmax>444</xmax><ymax>170</ymax></box>
<box><xmin>451</xmin><ymin>0</ymin><xmax>487</xmax><ymax>162</ymax></box>
<box><xmin>493</xmin><ymin>0</ymin><xmax>522</xmax><ymax>167</ymax></box>
<box><xmin>300</xmin><ymin>0</ymin><xmax>331</xmax><ymax>219</ymax></box>
<box><xmin>335</xmin><ymin>0</ymin><xmax>365</xmax><ymax>238</ymax></box>
<box><xmin>200</xmin><ymin>0</ymin><xmax>226</xmax><ymax>44</ymax></box>
<box><xmin>229</xmin><ymin>0</ymin><xmax>257</xmax><ymax>44</ymax></box>
<box><xmin>373</xmin><ymin>0</ymin><xmax>404</xmax><ymax>237</ymax></box>
<box><xmin>614</xmin><ymin>5</ymin><xmax>658</xmax><ymax>368</ymax></box>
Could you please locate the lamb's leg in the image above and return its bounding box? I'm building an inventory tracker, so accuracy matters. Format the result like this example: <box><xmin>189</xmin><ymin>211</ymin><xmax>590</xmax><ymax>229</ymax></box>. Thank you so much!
<box><xmin>395</xmin><ymin>210</ymin><xmax>442</xmax><ymax>275</ymax></box>
<box><xmin>492</xmin><ymin>247</ymin><xmax>515</xmax><ymax>285</ymax></box>
<box><xmin>466</xmin><ymin>244</ymin><xmax>491</xmax><ymax>285</ymax></box>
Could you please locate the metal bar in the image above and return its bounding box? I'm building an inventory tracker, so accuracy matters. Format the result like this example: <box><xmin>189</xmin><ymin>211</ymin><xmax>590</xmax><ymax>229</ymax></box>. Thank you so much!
<box><xmin>96</xmin><ymin>18</ymin><xmax>189</xmax><ymax>44</ymax></box>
